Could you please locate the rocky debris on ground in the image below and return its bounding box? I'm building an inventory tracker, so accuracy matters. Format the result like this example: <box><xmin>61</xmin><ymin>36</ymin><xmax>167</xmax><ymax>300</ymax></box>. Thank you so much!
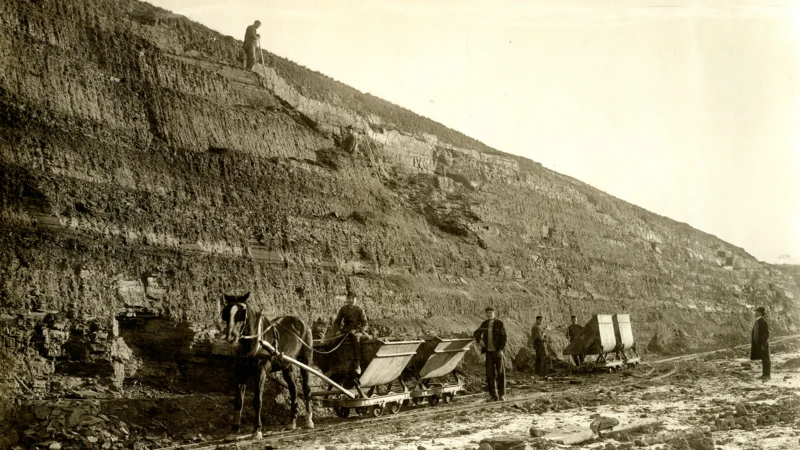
<box><xmin>590</xmin><ymin>415</ymin><xmax>620</xmax><ymax>434</ymax></box>
<box><xmin>663</xmin><ymin>429</ymin><xmax>715</xmax><ymax>450</ymax></box>
<box><xmin>478</xmin><ymin>436</ymin><xmax>528</xmax><ymax>450</ymax></box>
<box><xmin>529</xmin><ymin>426</ymin><xmax>546</xmax><ymax>437</ymax></box>
<box><xmin>512</xmin><ymin>348</ymin><xmax>536</xmax><ymax>373</ymax></box>
<box><xmin>698</xmin><ymin>396</ymin><xmax>800</xmax><ymax>431</ymax></box>
<box><xmin>781</xmin><ymin>357</ymin><xmax>800</xmax><ymax>369</ymax></box>
<box><xmin>17</xmin><ymin>401</ymin><xmax>186</xmax><ymax>450</ymax></box>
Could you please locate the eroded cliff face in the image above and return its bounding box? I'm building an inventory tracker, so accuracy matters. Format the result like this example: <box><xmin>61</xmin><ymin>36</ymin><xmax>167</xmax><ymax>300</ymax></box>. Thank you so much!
<box><xmin>1</xmin><ymin>0</ymin><xmax>798</xmax><ymax>402</ymax></box>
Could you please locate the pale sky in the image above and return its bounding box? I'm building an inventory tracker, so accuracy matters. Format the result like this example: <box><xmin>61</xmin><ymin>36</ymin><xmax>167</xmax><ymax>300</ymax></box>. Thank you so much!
<box><xmin>149</xmin><ymin>0</ymin><xmax>800</xmax><ymax>264</ymax></box>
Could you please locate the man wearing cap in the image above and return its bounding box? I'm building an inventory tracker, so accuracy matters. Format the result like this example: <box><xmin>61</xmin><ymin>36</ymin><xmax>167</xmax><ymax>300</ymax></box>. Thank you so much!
<box><xmin>333</xmin><ymin>292</ymin><xmax>368</xmax><ymax>375</ymax></box>
<box><xmin>750</xmin><ymin>306</ymin><xmax>770</xmax><ymax>381</ymax></box>
<box><xmin>531</xmin><ymin>316</ymin><xmax>548</xmax><ymax>376</ymax></box>
<box><xmin>473</xmin><ymin>306</ymin><xmax>507</xmax><ymax>401</ymax></box>
<box><xmin>565</xmin><ymin>315</ymin><xmax>584</xmax><ymax>366</ymax></box>
<box><xmin>243</xmin><ymin>20</ymin><xmax>262</xmax><ymax>70</ymax></box>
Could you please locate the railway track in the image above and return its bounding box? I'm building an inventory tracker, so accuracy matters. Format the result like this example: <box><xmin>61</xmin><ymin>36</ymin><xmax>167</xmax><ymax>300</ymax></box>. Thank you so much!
<box><xmin>158</xmin><ymin>334</ymin><xmax>800</xmax><ymax>450</ymax></box>
<box><xmin>159</xmin><ymin>389</ymin><xmax>546</xmax><ymax>450</ymax></box>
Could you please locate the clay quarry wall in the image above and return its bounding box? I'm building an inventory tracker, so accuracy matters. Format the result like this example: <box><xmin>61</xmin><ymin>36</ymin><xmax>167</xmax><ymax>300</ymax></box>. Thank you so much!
<box><xmin>1</xmin><ymin>0</ymin><xmax>798</xmax><ymax>402</ymax></box>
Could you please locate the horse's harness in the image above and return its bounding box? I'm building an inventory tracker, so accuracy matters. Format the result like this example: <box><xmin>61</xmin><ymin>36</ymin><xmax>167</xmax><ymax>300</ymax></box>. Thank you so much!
<box><xmin>230</xmin><ymin>304</ymin><xmax>281</xmax><ymax>359</ymax></box>
<box><xmin>229</xmin><ymin>303</ymin><xmax>351</xmax><ymax>357</ymax></box>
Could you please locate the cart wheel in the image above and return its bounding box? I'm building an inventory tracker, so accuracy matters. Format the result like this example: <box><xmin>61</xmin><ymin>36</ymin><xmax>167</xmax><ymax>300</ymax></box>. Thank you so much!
<box><xmin>442</xmin><ymin>393</ymin><xmax>454</xmax><ymax>404</ymax></box>
<box><xmin>334</xmin><ymin>406</ymin><xmax>350</xmax><ymax>419</ymax></box>
<box><xmin>411</xmin><ymin>397</ymin><xmax>423</xmax><ymax>406</ymax></box>
<box><xmin>387</xmin><ymin>402</ymin><xmax>401</xmax><ymax>414</ymax></box>
<box><xmin>429</xmin><ymin>396</ymin><xmax>440</xmax><ymax>406</ymax></box>
<box><xmin>370</xmin><ymin>404</ymin><xmax>384</xmax><ymax>417</ymax></box>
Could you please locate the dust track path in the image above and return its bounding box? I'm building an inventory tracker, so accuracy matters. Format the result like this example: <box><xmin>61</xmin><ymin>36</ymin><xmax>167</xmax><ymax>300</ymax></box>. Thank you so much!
<box><xmin>157</xmin><ymin>334</ymin><xmax>800</xmax><ymax>450</ymax></box>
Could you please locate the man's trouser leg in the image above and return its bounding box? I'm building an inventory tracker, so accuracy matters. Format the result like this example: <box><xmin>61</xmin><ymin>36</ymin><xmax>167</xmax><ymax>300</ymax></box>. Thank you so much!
<box><xmin>534</xmin><ymin>341</ymin><xmax>546</xmax><ymax>376</ymax></box>
<box><xmin>350</xmin><ymin>332</ymin><xmax>362</xmax><ymax>371</ymax></box>
<box><xmin>485</xmin><ymin>352</ymin><xmax>497</xmax><ymax>398</ymax></box>
<box><xmin>245</xmin><ymin>45</ymin><xmax>256</xmax><ymax>70</ymax></box>
<box><xmin>762</xmin><ymin>344</ymin><xmax>771</xmax><ymax>378</ymax></box>
<box><xmin>493</xmin><ymin>351</ymin><xmax>506</xmax><ymax>397</ymax></box>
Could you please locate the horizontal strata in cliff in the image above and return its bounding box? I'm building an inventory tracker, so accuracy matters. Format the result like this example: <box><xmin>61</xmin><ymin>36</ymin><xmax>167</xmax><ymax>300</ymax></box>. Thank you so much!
<box><xmin>1</xmin><ymin>0</ymin><xmax>799</xmax><ymax>401</ymax></box>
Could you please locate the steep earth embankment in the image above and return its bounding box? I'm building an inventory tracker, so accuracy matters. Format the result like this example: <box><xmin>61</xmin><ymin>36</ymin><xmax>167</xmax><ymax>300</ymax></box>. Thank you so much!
<box><xmin>1</xmin><ymin>0</ymin><xmax>798</xmax><ymax>409</ymax></box>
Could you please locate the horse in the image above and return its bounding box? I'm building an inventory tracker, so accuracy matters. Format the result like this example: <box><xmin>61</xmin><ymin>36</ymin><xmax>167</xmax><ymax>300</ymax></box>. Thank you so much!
<box><xmin>221</xmin><ymin>292</ymin><xmax>314</xmax><ymax>439</ymax></box>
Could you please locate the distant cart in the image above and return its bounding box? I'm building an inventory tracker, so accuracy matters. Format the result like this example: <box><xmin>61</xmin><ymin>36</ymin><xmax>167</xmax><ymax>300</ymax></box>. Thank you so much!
<box><xmin>563</xmin><ymin>314</ymin><xmax>640</xmax><ymax>371</ymax></box>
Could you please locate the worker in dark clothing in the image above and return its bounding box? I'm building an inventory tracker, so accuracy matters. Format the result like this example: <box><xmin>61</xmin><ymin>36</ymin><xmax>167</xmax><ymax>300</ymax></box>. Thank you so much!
<box><xmin>566</xmin><ymin>315</ymin><xmax>584</xmax><ymax>366</ymax></box>
<box><xmin>333</xmin><ymin>292</ymin><xmax>368</xmax><ymax>375</ymax></box>
<box><xmin>473</xmin><ymin>306</ymin><xmax>507</xmax><ymax>402</ymax></box>
<box><xmin>750</xmin><ymin>306</ymin><xmax>770</xmax><ymax>381</ymax></box>
<box><xmin>243</xmin><ymin>20</ymin><xmax>261</xmax><ymax>70</ymax></box>
<box><xmin>531</xmin><ymin>316</ymin><xmax>548</xmax><ymax>376</ymax></box>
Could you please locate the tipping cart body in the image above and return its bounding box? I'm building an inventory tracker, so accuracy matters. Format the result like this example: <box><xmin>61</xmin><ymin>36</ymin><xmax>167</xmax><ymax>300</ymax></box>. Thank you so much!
<box><xmin>359</xmin><ymin>340</ymin><xmax>422</xmax><ymax>388</ymax></box>
<box><xmin>612</xmin><ymin>314</ymin><xmax>640</xmax><ymax>364</ymax></box>
<box><xmin>314</xmin><ymin>337</ymin><xmax>423</xmax><ymax>389</ymax></box>
<box><xmin>563</xmin><ymin>314</ymin><xmax>640</xmax><ymax>369</ymax></box>
<box><xmin>311</xmin><ymin>336</ymin><xmax>470</xmax><ymax>418</ymax></box>
<box><xmin>407</xmin><ymin>337</ymin><xmax>472</xmax><ymax>405</ymax></box>
<box><xmin>417</xmin><ymin>337</ymin><xmax>473</xmax><ymax>380</ymax></box>
<box><xmin>563</xmin><ymin>314</ymin><xmax>617</xmax><ymax>356</ymax></box>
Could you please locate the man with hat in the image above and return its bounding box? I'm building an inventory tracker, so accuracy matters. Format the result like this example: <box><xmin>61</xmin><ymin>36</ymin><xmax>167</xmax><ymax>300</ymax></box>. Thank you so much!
<box><xmin>243</xmin><ymin>20</ymin><xmax>262</xmax><ymax>70</ymax></box>
<box><xmin>333</xmin><ymin>292</ymin><xmax>368</xmax><ymax>375</ymax></box>
<box><xmin>473</xmin><ymin>306</ymin><xmax>507</xmax><ymax>401</ymax></box>
<box><xmin>750</xmin><ymin>306</ymin><xmax>770</xmax><ymax>381</ymax></box>
<box><xmin>531</xmin><ymin>316</ymin><xmax>548</xmax><ymax>376</ymax></box>
<box><xmin>565</xmin><ymin>315</ymin><xmax>584</xmax><ymax>366</ymax></box>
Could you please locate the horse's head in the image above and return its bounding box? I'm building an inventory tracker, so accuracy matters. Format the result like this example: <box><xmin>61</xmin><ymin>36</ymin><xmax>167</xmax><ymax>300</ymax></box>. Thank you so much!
<box><xmin>221</xmin><ymin>292</ymin><xmax>250</xmax><ymax>344</ymax></box>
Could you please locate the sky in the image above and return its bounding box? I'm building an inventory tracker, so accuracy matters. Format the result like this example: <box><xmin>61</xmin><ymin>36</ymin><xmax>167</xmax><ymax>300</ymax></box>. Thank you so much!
<box><xmin>149</xmin><ymin>0</ymin><xmax>800</xmax><ymax>264</ymax></box>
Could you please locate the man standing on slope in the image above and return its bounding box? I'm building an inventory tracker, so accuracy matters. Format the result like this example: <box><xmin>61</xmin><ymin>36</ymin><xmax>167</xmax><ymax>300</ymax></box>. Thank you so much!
<box><xmin>243</xmin><ymin>20</ymin><xmax>261</xmax><ymax>70</ymax></box>
<box><xmin>750</xmin><ymin>306</ymin><xmax>770</xmax><ymax>381</ymax></box>
<box><xmin>473</xmin><ymin>306</ymin><xmax>507</xmax><ymax>402</ymax></box>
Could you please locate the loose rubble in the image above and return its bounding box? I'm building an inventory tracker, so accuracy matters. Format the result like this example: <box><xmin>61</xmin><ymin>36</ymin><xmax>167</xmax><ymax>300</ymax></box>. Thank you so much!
<box><xmin>9</xmin><ymin>338</ymin><xmax>800</xmax><ymax>449</ymax></box>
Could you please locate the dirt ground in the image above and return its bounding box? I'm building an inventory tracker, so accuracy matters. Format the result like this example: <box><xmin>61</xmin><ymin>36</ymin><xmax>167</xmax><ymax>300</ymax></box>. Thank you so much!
<box><xmin>243</xmin><ymin>338</ymin><xmax>800</xmax><ymax>450</ymax></box>
<box><xmin>15</xmin><ymin>337</ymin><xmax>800</xmax><ymax>450</ymax></box>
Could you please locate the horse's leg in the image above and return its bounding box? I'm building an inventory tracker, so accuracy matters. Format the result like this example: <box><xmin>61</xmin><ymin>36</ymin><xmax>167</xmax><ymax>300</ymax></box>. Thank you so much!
<box><xmin>281</xmin><ymin>367</ymin><xmax>298</xmax><ymax>430</ymax></box>
<box><xmin>252</xmin><ymin>368</ymin><xmax>265</xmax><ymax>440</ymax></box>
<box><xmin>226</xmin><ymin>365</ymin><xmax>247</xmax><ymax>441</ymax></box>
<box><xmin>301</xmin><ymin>367</ymin><xmax>314</xmax><ymax>429</ymax></box>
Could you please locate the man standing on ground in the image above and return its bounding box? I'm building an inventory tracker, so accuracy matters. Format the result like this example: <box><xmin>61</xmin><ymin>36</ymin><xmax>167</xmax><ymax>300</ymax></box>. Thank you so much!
<box><xmin>566</xmin><ymin>315</ymin><xmax>584</xmax><ymax>366</ymax></box>
<box><xmin>531</xmin><ymin>316</ymin><xmax>548</xmax><ymax>376</ymax></box>
<box><xmin>243</xmin><ymin>20</ymin><xmax>261</xmax><ymax>70</ymax></box>
<box><xmin>473</xmin><ymin>306</ymin><xmax>507</xmax><ymax>401</ymax></box>
<box><xmin>333</xmin><ymin>292</ymin><xmax>368</xmax><ymax>375</ymax></box>
<box><xmin>750</xmin><ymin>306</ymin><xmax>770</xmax><ymax>381</ymax></box>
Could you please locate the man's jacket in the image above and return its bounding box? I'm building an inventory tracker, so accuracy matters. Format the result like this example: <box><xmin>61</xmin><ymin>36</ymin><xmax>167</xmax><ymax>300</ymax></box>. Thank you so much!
<box><xmin>334</xmin><ymin>304</ymin><xmax>368</xmax><ymax>334</ymax></box>
<box><xmin>473</xmin><ymin>319</ymin><xmax>507</xmax><ymax>354</ymax></box>
<box><xmin>566</xmin><ymin>324</ymin><xmax>583</xmax><ymax>342</ymax></box>
<box><xmin>244</xmin><ymin>25</ymin><xmax>258</xmax><ymax>47</ymax></box>
<box><xmin>750</xmin><ymin>316</ymin><xmax>770</xmax><ymax>360</ymax></box>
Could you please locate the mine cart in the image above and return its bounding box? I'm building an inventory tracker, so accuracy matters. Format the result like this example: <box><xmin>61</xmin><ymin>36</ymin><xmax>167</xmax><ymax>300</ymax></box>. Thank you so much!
<box><xmin>310</xmin><ymin>337</ymin><xmax>424</xmax><ymax>418</ymax></box>
<box><xmin>563</xmin><ymin>314</ymin><xmax>640</xmax><ymax>371</ymax></box>
<box><xmin>405</xmin><ymin>337</ymin><xmax>473</xmax><ymax>406</ymax></box>
<box><xmin>612</xmin><ymin>314</ymin><xmax>640</xmax><ymax>365</ymax></box>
